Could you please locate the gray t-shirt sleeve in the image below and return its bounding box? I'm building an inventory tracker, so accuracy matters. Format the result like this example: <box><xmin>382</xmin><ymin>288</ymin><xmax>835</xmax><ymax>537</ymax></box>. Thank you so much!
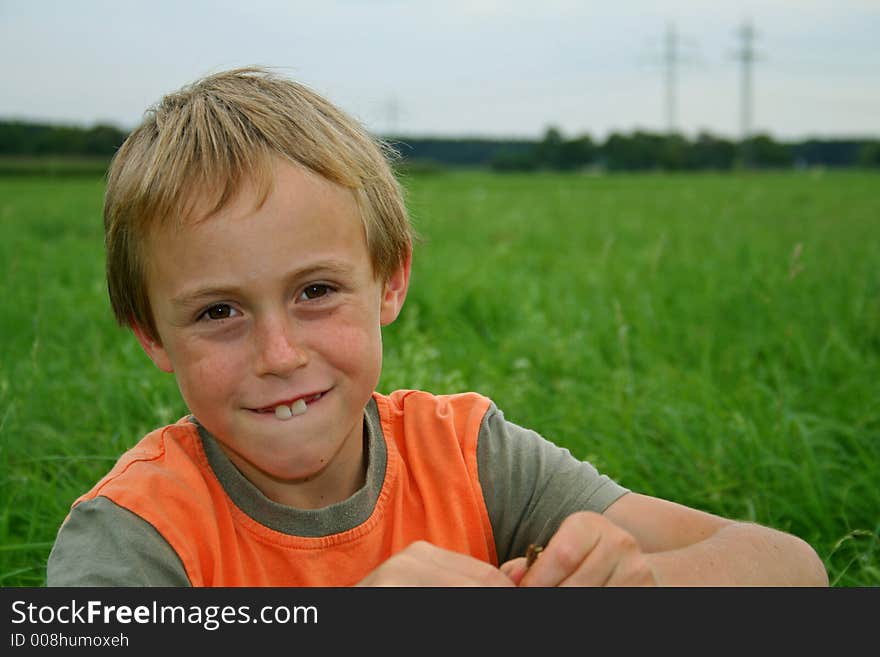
<box><xmin>477</xmin><ymin>404</ymin><xmax>630</xmax><ymax>563</ymax></box>
<box><xmin>46</xmin><ymin>496</ymin><xmax>191</xmax><ymax>586</ymax></box>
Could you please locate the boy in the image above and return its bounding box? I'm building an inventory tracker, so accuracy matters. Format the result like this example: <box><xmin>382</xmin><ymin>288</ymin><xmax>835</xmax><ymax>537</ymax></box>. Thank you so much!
<box><xmin>47</xmin><ymin>67</ymin><xmax>827</xmax><ymax>587</ymax></box>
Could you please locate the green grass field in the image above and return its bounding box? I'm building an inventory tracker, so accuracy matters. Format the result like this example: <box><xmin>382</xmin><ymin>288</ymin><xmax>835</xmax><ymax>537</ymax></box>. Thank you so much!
<box><xmin>1</xmin><ymin>169</ymin><xmax>878</xmax><ymax>586</ymax></box>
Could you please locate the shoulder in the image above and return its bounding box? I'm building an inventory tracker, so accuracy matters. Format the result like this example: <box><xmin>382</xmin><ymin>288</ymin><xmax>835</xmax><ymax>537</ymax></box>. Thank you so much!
<box><xmin>476</xmin><ymin>407</ymin><xmax>628</xmax><ymax>509</ymax></box>
<box><xmin>372</xmin><ymin>390</ymin><xmax>496</xmax><ymax>474</ymax></box>
<box><xmin>474</xmin><ymin>407</ymin><xmax>630</xmax><ymax>562</ymax></box>
<box><xmin>73</xmin><ymin>417</ymin><xmax>206</xmax><ymax>508</ymax></box>
<box><xmin>374</xmin><ymin>389</ymin><xmax>494</xmax><ymax>431</ymax></box>
<box><xmin>48</xmin><ymin>495</ymin><xmax>190</xmax><ymax>586</ymax></box>
<box><xmin>377</xmin><ymin>388</ymin><xmax>492</xmax><ymax>409</ymax></box>
<box><xmin>59</xmin><ymin>418</ymin><xmax>230</xmax><ymax>585</ymax></box>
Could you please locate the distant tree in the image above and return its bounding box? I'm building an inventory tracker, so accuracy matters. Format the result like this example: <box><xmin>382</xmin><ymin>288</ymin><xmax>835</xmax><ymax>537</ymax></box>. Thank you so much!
<box><xmin>688</xmin><ymin>132</ymin><xmax>736</xmax><ymax>170</ymax></box>
<box><xmin>490</xmin><ymin>148</ymin><xmax>538</xmax><ymax>172</ymax></box>
<box><xmin>603</xmin><ymin>132</ymin><xmax>639</xmax><ymax>171</ymax></box>
<box><xmin>525</xmin><ymin>127</ymin><xmax>597</xmax><ymax>171</ymax></box>
<box><xmin>390</xmin><ymin>136</ymin><xmax>534</xmax><ymax>169</ymax></box>
<box><xmin>659</xmin><ymin>133</ymin><xmax>688</xmax><ymax>170</ymax></box>
<box><xmin>0</xmin><ymin>120</ymin><xmax>128</xmax><ymax>156</ymax></box>
<box><xmin>857</xmin><ymin>141</ymin><xmax>880</xmax><ymax>168</ymax></box>
<box><xmin>739</xmin><ymin>134</ymin><xmax>793</xmax><ymax>168</ymax></box>
<box><xmin>558</xmin><ymin>135</ymin><xmax>596</xmax><ymax>170</ymax></box>
<box><xmin>791</xmin><ymin>139</ymin><xmax>865</xmax><ymax>167</ymax></box>
<box><xmin>0</xmin><ymin>122</ymin><xmax>27</xmax><ymax>153</ymax></box>
<box><xmin>37</xmin><ymin>126</ymin><xmax>87</xmax><ymax>155</ymax></box>
<box><xmin>602</xmin><ymin>131</ymin><xmax>667</xmax><ymax>171</ymax></box>
<box><xmin>534</xmin><ymin>125</ymin><xmax>565</xmax><ymax>169</ymax></box>
<box><xmin>84</xmin><ymin>124</ymin><xmax>128</xmax><ymax>155</ymax></box>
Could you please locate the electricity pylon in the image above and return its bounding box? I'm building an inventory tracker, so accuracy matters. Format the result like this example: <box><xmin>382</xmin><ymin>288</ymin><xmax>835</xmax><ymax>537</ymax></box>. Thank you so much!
<box><xmin>664</xmin><ymin>22</ymin><xmax>680</xmax><ymax>135</ymax></box>
<box><xmin>734</xmin><ymin>20</ymin><xmax>760</xmax><ymax>164</ymax></box>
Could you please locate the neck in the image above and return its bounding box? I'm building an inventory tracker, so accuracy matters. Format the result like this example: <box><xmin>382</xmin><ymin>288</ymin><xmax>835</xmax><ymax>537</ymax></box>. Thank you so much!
<box><xmin>219</xmin><ymin>421</ymin><xmax>368</xmax><ymax>510</ymax></box>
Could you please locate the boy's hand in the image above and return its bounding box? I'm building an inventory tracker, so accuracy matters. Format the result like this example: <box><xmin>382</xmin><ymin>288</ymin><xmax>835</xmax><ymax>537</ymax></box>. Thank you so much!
<box><xmin>501</xmin><ymin>511</ymin><xmax>658</xmax><ymax>586</ymax></box>
<box><xmin>357</xmin><ymin>541</ymin><xmax>516</xmax><ymax>587</ymax></box>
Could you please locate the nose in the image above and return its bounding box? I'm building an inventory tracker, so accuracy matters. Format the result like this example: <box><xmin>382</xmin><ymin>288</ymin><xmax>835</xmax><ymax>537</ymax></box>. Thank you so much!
<box><xmin>253</xmin><ymin>314</ymin><xmax>308</xmax><ymax>377</ymax></box>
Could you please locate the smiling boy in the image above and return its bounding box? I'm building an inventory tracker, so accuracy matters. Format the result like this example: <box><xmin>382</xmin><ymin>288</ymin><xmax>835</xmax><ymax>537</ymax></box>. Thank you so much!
<box><xmin>47</xmin><ymin>67</ymin><xmax>827</xmax><ymax>586</ymax></box>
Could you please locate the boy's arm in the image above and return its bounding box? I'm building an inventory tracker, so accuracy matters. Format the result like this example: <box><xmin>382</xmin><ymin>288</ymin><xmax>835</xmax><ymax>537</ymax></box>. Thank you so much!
<box><xmin>507</xmin><ymin>493</ymin><xmax>828</xmax><ymax>586</ymax></box>
<box><xmin>608</xmin><ymin>493</ymin><xmax>829</xmax><ymax>585</ymax></box>
<box><xmin>47</xmin><ymin>496</ymin><xmax>191</xmax><ymax>586</ymax></box>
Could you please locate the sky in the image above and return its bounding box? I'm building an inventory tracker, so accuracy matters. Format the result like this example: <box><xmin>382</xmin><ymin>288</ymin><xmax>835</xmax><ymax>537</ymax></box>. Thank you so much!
<box><xmin>2</xmin><ymin>0</ymin><xmax>878</xmax><ymax>142</ymax></box>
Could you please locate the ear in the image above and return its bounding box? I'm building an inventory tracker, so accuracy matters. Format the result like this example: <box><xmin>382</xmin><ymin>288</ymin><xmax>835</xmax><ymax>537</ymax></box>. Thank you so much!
<box><xmin>131</xmin><ymin>322</ymin><xmax>175</xmax><ymax>373</ymax></box>
<box><xmin>379</xmin><ymin>251</ymin><xmax>412</xmax><ymax>326</ymax></box>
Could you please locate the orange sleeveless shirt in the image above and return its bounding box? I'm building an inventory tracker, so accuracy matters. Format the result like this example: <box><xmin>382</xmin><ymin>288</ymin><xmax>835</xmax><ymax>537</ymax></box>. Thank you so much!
<box><xmin>71</xmin><ymin>390</ymin><xmax>497</xmax><ymax>586</ymax></box>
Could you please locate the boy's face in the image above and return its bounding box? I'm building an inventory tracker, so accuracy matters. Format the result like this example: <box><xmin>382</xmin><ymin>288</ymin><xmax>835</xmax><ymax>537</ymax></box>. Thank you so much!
<box><xmin>133</xmin><ymin>158</ymin><xmax>409</xmax><ymax>507</ymax></box>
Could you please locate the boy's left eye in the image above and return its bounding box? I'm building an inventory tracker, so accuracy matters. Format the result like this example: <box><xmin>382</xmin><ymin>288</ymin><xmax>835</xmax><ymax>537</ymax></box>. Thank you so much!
<box><xmin>300</xmin><ymin>284</ymin><xmax>332</xmax><ymax>301</ymax></box>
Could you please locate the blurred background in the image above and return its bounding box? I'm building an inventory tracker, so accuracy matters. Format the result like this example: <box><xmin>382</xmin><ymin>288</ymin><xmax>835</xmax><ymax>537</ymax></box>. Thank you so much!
<box><xmin>2</xmin><ymin>0</ymin><xmax>878</xmax><ymax>170</ymax></box>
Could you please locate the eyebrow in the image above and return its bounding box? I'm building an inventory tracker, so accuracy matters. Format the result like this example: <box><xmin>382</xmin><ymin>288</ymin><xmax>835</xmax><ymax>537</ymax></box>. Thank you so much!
<box><xmin>169</xmin><ymin>260</ymin><xmax>358</xmax><ymax>309</ymax></box>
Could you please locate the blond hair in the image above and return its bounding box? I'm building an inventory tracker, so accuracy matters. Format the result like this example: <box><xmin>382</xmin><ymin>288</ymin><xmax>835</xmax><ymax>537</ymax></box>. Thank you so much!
<box><xmin>104</xmin><ymin>66</ymin><xmax>412</xmax><ymax>340</ymax></box>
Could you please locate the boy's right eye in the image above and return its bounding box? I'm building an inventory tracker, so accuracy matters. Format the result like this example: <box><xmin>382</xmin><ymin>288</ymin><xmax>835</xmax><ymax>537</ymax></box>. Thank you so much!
<box><xmin>200</xmin><ymin>304</ymin><xmax>238</xmax><ymax>321</ymax></box>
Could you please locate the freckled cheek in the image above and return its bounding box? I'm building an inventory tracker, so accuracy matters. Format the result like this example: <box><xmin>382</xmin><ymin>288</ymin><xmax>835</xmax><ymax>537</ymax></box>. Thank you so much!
<box><xmin>317</xmin><ymin>322</ymin><xmax>383</xmax><ymax>377</ymax></box>
<box><xmin>175</xmin><ymin>350</ymin><xmax>248</xmax><ymax>408</ymax></box>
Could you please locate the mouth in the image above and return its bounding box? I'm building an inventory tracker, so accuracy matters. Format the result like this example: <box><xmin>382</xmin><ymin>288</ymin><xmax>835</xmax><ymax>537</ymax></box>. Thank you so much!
<box><xmin>252</xmin><ymin>391</ymin><xmax>327</xmax><ymax>420</ymax></box>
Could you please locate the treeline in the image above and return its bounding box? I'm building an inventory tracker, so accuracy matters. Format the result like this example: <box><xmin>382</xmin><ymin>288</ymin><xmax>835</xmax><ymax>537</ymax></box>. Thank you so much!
<box><xmin>0</xmin><ymin>121</ymin><xmax>127</xmax><ymax>157</ymax></box>
<box><xmin>390</xmin><ymin>127</ymin><xmax>880</xmax><ymax>172</ymax></box>
<box><xmin>2</xmin><ymin>119</ymin><xmax>879</xmax><ymax>172</ymax></box>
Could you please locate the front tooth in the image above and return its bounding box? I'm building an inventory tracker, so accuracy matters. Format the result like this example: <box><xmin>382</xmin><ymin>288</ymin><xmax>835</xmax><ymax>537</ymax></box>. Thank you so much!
<box><xmin>291</xmin><ymin>398</ymin><xmax>308</xmax><ymax>416</ymax></box>
<box><xmin>274</xmin><ymin>405</ymin><xmax>293</xmax><ymax>420</ymax></box>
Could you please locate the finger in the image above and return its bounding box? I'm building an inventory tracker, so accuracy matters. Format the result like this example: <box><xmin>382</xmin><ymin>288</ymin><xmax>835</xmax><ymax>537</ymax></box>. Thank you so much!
<box><xmin>601</xmin><ymin>553</ymin><xmax>658</xmax><ymax>587</ymax></box>
<box><xmin>499</xmin><ymin>557</ymin><xmax>528</xmax><ymax>585</ymax></box>
<box><xmin>559</xmin><ymin>529</ymin><xmax>653</xmax><ymax>587</ymax></box>
<box><xmin>521</xmin><ymin>511</ymin><xmax>630</xmax><ymax>587</ymax></box>
<box><xmin>557</xmin><ymin>533</ymin><xmax>619</xmax><ymax>587</ymax></box>
<box><xmin>412</xmin><ymin>541</ymin><xmax>517</xmax><ymax>587</ymax></box>
<box><xmin>521</xmin><ymin>529</ymin><xmax>601</xmax><ymax>587</ymax></box>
